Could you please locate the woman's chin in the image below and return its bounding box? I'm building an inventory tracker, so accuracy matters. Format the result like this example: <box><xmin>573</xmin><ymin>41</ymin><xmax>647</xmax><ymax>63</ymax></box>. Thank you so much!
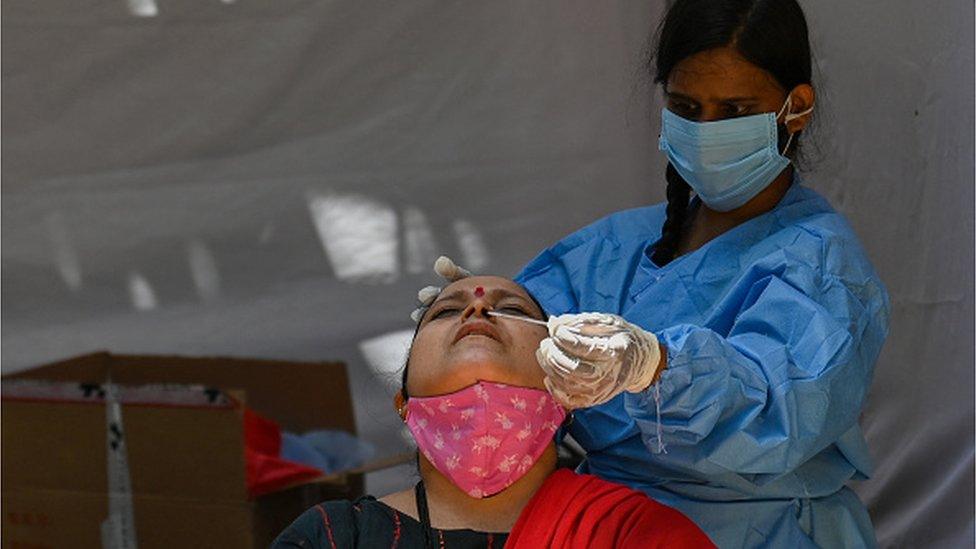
<box><xmin>449</xmin><ymin>335</ymin><xmax>506</xmax><ymax>358</ymax></box>
<box><xmin>438</xmin><ymin>359</ymin><xmax>544</xmax><ymax>393</ymax></box>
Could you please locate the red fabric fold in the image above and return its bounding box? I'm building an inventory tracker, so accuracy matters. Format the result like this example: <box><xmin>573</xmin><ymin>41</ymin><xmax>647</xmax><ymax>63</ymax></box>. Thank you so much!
<box><xmin>505</xmin><ymin>468</ymin><xmax>715</xmax><ymax>549</ymax></box>
<box><xmin>244</xmin><ymin>408</ymin><xmax>324</xmax><ymax>498</ymax></box>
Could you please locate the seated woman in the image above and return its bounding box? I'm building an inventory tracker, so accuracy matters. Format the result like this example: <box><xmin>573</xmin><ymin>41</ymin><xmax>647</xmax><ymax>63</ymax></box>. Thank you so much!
<box><xmin>273</xmin><ymin>276</ymin><xmax>713</xmax><ymax>548</ymax></box>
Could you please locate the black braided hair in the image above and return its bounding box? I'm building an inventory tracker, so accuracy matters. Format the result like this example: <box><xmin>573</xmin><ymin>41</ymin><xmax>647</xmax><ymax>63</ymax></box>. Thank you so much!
<box><xmin>651</xmin><ymin>164</ymin><xmax>692</xmax><ymax>266</ymax></box>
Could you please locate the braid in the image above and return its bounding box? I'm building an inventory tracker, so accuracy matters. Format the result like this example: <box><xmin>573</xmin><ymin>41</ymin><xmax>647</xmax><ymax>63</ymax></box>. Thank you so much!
<box><xmin>651</xmin><ymin>163</ymin><xmax>692</xmax><ymax>266</ymax></box>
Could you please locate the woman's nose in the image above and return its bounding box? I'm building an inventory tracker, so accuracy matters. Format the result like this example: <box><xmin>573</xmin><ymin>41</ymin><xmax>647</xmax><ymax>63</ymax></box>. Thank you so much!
<box><xmin>461</xmin><ymin>299</ymin><xmax>491</xmax><ymax>321</ymax></box>
<box><xmin>697</xmin><ymin>107</ymin><xmax>725</xmax><ymax>123</ymax></box>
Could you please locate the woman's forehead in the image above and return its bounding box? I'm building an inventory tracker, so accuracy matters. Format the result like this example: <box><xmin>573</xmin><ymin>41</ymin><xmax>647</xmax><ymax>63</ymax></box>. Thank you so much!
<box><xmin>437</xmin><ymin>276</ymin><xmax>530</xmax><ymax>303</ymax></box>
<box><xmin>668</xmin><ymin>47</ymin><xmax>783</xmax><ymax>98</ymax></box>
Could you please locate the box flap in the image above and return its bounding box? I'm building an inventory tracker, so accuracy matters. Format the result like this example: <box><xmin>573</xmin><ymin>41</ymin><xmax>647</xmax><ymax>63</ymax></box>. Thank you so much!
<box><xmin>5</xmin><ymin>352</ymin><xmax>354</xmax><ymax>434</ymax></box>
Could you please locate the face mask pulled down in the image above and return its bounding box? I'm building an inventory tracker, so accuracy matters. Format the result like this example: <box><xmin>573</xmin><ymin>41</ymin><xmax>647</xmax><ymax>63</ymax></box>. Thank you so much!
<box><xmin>658</xmin><ymin>96</ymin><xmax>812</xmax><ymax>211</ymax></box>
<box><xmin>405</xmin><ymin>381</ymin><xmax>566</xmax><ymax>498</ymax></box>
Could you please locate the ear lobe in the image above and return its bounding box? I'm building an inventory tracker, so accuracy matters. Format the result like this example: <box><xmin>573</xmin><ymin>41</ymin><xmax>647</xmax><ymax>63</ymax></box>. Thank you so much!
<box><xmin>394</xmin><ymin>390</ymin><xmax>408</xmax><ymax>421</ymax></box>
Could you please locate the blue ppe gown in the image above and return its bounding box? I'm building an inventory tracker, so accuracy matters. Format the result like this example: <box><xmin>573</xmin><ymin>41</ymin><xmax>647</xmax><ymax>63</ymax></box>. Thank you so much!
<box><xmin>515</xmin><ymin>182</ymin><xmax>889</xmax><ymax>548</ymax></box>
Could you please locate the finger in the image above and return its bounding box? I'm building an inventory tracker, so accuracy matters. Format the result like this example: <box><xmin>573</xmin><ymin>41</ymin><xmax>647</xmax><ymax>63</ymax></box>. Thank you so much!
<box><xmin>539</xmin><ymin>340</ymin><xmax>611</xmax><ymax>383</ymax></box>
<box><xmin>434</xmin><ymin>256</ymin><xmax>472</xmax><ymax>282</ymax></box>
<box><xmin>536</xmin><ymin>354</ymin><xmax>600</xmax><ymax>405</ymax></box>
<box><xmin>548</xmin><ymin>312</ymin><xmax>628</xmax><ymax>336</ymax></box>
<box><xmin>543</xmin><ymin>377</ymin><xmax>573</xmax><ymax>408</ymax></box>
<box><xmin>562</xmin><ymin>313</ymin><xmax>625</xmax><ymax>334</ymax></box>
<box><xmin>559</xmin><ymin>318</ymin><xmax>629</xmax><ymax>341</ymax></box>
<box><xmin>566</xmin><ymin>374</ymin><xmax>619</xmax><ymax>408</ymax></box>
<box><xmin>544</xmin><ymin>377</ymin><xmax>591</xmax><ymax>410</ymax></box>
<box><xmin>551</xmin><ymin>325</ymin><xmax>631</xmax><ymax>364</ymax></box>
<box><xmin>417</xmin><ymin>285</ymin><xmax>442</xmax><ymax>305</ymax></box>
<box><xmin>546</xmin><ymin>313</ymin><xmax>607</xmax><ymax>337</ymax></box>
<box><xmin>546</xmin><ymin>363</ymin><xmax>597</xmax><ymax>394</ymax></box>
<box><xmin>410</xmin><ymin>308</ymin><xmax>426</xmax><ymax>323</ymax></box>
<box><xmin>537</xmin><ymin>338</ymin><xmax>582</xmax><ymax>377</ymax></box>
<box><xmin>551</xmin><ymin>312</ymin><xmax>628</xmax><ymax>340</ymax></box>
<box><xmin>539</xmin><ymin>367</ymin><xmax>613</xmax><ymax>410</ymax></box>
<box><xmin>575</xmin><ymin>311</ymin><xmax>623</xmax><ymax>324</ymax></box>
<box><xmin>537</xmin><ymin>346</ymin><xmax>580</xmax><ymax>382</ymax></box>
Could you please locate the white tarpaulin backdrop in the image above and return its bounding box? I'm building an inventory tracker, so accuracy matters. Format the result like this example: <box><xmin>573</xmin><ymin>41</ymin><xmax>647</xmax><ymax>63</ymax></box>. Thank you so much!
<box><xmin>2</xmin><ymin>1</ymin><xmax>973</xmax><ymax>547</ymax></box>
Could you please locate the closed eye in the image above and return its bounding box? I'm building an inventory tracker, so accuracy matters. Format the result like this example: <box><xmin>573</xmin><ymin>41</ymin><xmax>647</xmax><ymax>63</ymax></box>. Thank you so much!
<box><xmin>430</xmin><ymin>307</ymin><xmax>460</xmax><ymax>320</ymax></box>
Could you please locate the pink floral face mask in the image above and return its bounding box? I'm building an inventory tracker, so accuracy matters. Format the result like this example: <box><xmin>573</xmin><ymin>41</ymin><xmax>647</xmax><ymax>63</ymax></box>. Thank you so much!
<box><xmin>405</xmin><ymin>381</ymin><xmax>566</xmax><ymax>498</ymax></box>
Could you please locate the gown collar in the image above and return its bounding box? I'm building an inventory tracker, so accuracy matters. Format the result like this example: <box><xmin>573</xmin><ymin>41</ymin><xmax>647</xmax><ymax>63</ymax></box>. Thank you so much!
<box><xmin>633</xmin><ymin>175</ymin><xmax>805</xmax><ymax>299</ymax></box>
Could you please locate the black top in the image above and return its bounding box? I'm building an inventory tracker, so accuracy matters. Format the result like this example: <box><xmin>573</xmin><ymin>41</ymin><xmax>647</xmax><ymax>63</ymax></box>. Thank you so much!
<box><xmin>271</xmin><ymin>494</ymin><xmax>508</xmax><ymax>549</ymax></box>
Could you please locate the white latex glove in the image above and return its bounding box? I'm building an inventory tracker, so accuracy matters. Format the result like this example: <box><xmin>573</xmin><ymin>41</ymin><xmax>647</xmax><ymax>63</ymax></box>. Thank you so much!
<box><xmin>411</xmin><ymin>256</ymin><xmax>472</xmax><ymax>322</ymax></box>
<box><xmin>536</xmin><ymin>312</ymin><xmax>663</xmax><ymax>409</ymax></box>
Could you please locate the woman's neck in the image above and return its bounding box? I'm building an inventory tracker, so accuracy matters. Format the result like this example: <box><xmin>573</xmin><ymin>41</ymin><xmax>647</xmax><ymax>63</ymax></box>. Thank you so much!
<box><xmin>381</xmin><ymin>444</ymin><xmax>557</xmax><ymax>533</ymax></box>
<box><xmin>678</xmin><ymin>168</ymin><xmax>793</xmax><ymax>256</ymax></box>
<box><xmin>422</xmin><ymin>444</ymin><xmax>556</xmax><ymax>532</ymax></box>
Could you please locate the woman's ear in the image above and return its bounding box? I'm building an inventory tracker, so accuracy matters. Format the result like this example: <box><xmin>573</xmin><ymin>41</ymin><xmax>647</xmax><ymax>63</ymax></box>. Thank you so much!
<box><xmin>785</xmin><ymin>84</ymin><xmax>815</xmax><ymax>133</ymax></box>
<box><xmin>394</xmin><ymin>390</ymin><xmax>408</xmax><ymax>421</ymax></box>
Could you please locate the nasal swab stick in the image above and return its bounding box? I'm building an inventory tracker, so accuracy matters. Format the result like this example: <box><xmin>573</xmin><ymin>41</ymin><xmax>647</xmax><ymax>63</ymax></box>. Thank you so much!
<box><xmin>486</xmin><ymin>310</ymin><xmax>548</xmax><ymax>327</ymax></box>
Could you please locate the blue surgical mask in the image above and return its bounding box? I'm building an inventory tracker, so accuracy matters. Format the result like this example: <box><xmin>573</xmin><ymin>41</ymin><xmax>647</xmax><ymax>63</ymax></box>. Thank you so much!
<box><xmin>658</xmin><ymin>97</ymin><xmax>812</xmax><ymax>212</ymax></box>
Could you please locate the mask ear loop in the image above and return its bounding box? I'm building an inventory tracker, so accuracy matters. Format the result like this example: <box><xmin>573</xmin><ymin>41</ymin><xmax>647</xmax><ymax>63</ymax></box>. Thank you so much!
<box><xmin>777</xmin><ymin>95</ymin><xmax>814</xmax><ymax>156</ymax></box>
<box><xmin>781</xmin><ymin>131</ymin><xmax>797</xmax><ymax>157</ymax></box>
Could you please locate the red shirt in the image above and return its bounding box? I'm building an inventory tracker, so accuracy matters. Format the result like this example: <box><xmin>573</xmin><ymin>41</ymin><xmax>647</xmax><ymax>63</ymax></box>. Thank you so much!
<box><xmin>506</xmin><ymin>468</ymin><xmax>715</xmax><ymax>549</ymax></box>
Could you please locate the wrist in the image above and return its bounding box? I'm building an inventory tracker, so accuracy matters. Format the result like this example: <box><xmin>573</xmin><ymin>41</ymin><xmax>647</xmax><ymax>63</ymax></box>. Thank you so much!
<box><xmin>650</xmin><ymin>341</ymin><xmax>668</xmax><ymax>384</ymax></box>
<box><xmin>625</xmin><ymin>335</ymin><xmax>664</xmax><ymax>393</ymax></box>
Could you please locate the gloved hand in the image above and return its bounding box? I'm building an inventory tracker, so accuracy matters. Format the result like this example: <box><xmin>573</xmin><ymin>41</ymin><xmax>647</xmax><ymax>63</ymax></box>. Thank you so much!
<box><xmin>536</xmin><ymin>312</ymin><xmax>664</xmax><ymax>409</ymax></box>
<box><xmin>411</xmin><ymin>256</ymin><xmax>472</xmax><ymax>322</ymax></box>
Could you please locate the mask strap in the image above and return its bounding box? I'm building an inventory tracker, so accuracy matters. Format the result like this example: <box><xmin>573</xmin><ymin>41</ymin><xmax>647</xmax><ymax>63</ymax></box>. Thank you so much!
<box><xmin>775</xmin><ymin>95</ymin><xmax>793</xmax><ymax>120</ymax></box>
<box><xmin>777</xmin><ymin>95</ymin><xmax>813</xmax><ymax>155</ymax></box>
<box><xmin>782</xmin><ymin>132</ymin><xmax>796</xmax><ymax>156</ymax></box>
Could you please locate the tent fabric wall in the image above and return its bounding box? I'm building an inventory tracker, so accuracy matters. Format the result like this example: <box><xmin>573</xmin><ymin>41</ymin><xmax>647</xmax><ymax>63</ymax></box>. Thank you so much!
<box><xmin>2</xmin><ymin>1</ymin><xmax>972</xmax><ymax>547</ymax></box>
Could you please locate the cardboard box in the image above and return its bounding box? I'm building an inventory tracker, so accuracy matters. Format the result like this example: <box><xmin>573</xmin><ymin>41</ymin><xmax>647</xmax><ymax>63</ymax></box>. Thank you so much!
<box><xmin>2</xmin><ymin>352</ymin><xmax>366</xmax><ymax>548</ymax></box>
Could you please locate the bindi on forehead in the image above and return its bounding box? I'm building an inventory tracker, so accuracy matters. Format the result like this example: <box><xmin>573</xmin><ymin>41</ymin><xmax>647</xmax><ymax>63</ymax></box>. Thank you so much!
<box><xmin>474</xmin><ymin>286</ymin><xmax>485</xmax><ymax>297</ymax></box>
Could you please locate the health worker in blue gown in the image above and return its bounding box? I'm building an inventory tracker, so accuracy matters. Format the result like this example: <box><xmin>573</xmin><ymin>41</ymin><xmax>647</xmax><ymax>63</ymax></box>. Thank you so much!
<box><xmin>514</xmin><ymin>1</ymin><xmax>890</xmax><ymax>547</ymax></box>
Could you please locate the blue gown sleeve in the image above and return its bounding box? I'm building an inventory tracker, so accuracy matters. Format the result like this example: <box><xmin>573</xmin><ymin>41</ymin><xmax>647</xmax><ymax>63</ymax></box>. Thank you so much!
<box><xmin>626</xmin><ymin>252</ymin><xmax>890</xmax><ymax>477</ymax></box>
<box><xmin>516</xmin><ymin>204</ymin><xmax>669</xmax><ymax>317</ymax></box>
<box><xmin>516</xmin><ymin>248</ymin><xmax>581</xmax><ymax>316</ymax></box>
<box><xmin>515</xmin><ymin>217</ymin><xmax>616</xmax><ymax>316</ymax></box>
